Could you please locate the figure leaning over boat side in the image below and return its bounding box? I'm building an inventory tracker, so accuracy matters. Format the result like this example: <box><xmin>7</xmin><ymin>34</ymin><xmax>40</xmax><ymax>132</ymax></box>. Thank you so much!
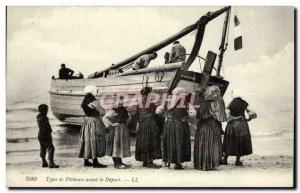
<box><xmin>164</xmin><ymin>52</ymin><xmax>170</xmax><ymax>64</ymax></box>
<box><xmin>169</xmin><ymin>41</ymin><xmax>186</xmax><ymax>63</ymax></box>
<box><xmin>194</xmin><ymin>86</ymin><xmax>226</xmax><ymax>171</ymax></box>
<box><xmin>132</xmin><ymin>52</ymin><xmax>158</xmax><ymax>70</ymax></box>
<box><xmin>78</xmin><ymin>85</ymin><xmax>107</xmax><ymax>168</ymax></box>
<box><xmin>156</xmin><ymin>87</ymin><xmax>195</xmax><ymax>170</ymax></box>
<box><xmin>135</xmin><ymin>87</ymin><xmax>162</xmax><ymax>168</ymax></box>
<box><xmin>222</xmin><ymin>92</ymin><xmax>257</xmax><ymax>166</ymax></box>
<box><xmin>103</xmin><ymin>97</ymin><xmax>131</xmax><ymax>169</ymax></box>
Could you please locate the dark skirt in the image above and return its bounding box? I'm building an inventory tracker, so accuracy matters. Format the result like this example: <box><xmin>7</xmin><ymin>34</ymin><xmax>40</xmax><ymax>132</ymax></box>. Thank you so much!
<box><xmin>79</xmin><ymin>117</ymin><xmax>106</xmax><ymax>159</ymax></box>
<box><xmin>106</xmin><ymin>123</ymin><xmax>131</xmax><ymax>158</ymax></box>
<box><xmin>194</xmin><ymin>118</ymin><xmax>222</xmax><ymax>170</ymax></box>
<box><xmin>135</xmin><ymin>117</ymin><xmax>162</xmax><ymax>161</ymax></box>
<box><xmin>162</xmin><ymin>119</ymin><xmax>191</xmax><ymax>164</ymax></box>
<box><xmin>223</xmin><ymin>118</ymin><xmax>253</xmax><ymax>156</ymax></box>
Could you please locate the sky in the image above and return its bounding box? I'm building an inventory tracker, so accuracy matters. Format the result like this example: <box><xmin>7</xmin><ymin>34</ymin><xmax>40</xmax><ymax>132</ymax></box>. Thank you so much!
<box><xmin>7</xmin><ymin>6</ymin><xmax>294</xmax><ymax>105</ymax></box>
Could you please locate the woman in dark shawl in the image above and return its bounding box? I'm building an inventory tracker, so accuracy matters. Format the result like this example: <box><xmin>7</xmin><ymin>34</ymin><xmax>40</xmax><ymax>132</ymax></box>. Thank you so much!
<box><xmin>103</xmin><ymin>97</ymin><xmax>131</xmax><ymax>169</ymax></box>
<box><xmin>79</xmin><ymin>85</ymin><xmax>107</xmax><ymax>168</ymax></box>
<box><xmin>135</xmin><ymin>87</ymin><xmax>162</xmax><ymax>168</ymax></box>
<box><xmin>156</xmin><ymin>87</ymin><xmax>195</xmax><ymax>170</ymax></box>
<box><xmin>222</xmin><ymin>94</ymin><xmax>256</xmax><ymax>166</ymax></box>
<box><xmin>194</xmin><ymin>86</ymin><xmax>226</xmax><ymax>171</ymax></box>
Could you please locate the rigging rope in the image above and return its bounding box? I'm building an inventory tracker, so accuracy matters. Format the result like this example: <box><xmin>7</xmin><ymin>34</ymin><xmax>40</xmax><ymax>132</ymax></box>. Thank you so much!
<box><xmin>219</xmin><ymin>9</ymin><xmax>231</xmax><ymax>78</ymax></box>
<box><xmin>197</xmin><ymin>55</ymin><xmax>203</xmax><ymax>72</ymax></box>
<box><xmin>142</xmin><ymin>74</ymin><xmax>149</xmax><ymax>88</ymax></box>
<box><xmin>192</xmin><ymin>72</ymin><xmax>196</xmax><ymax>92</ymax></box>
<box><xmin>225</xmin><ymin>9</ymin><xmax>231</xmax><ymax>49</ymax></box>
<box><xmin>223</xmin><ymin>9</ymin><xmax>231</xmax><ymax>78</ymax></box>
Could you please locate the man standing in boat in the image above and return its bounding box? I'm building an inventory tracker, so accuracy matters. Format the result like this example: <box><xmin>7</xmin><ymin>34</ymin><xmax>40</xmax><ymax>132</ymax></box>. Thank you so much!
<box><xmin>169</xmin><ymin>41</ymin><xmax>186</xmax><ymax>63</ymax></box>
<box><xmin>132</xmin><ymin>52</ymin><xmax>157</xmax><ymax>70</ymax></box>
<box><xmin>59</xmin><ymin>63</ymin><xmax>74</xmax><ymax>79</ymax></box>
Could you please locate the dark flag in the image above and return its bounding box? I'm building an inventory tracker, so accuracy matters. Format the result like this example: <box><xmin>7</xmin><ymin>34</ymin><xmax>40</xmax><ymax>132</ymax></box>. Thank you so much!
<box><xmin>234</xmin><ymin>36</ymin><xmax>242</xmax><ymax>50</ymax></box>
<box><xmin>234</xmin><ymin>15</ymin><xmax>241</xmax><ymax>26</ymax></box>
<box><xmin>234</xmin><ymin>15</ymin><xmax>242</xmax><ymax>50</ymax></box>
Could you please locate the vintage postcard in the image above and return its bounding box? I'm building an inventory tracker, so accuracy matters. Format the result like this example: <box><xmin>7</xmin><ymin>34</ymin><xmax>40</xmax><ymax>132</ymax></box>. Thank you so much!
<box><xmin>6</xmin><ymin>6</ymin><xmax>295</xmax><ymax>188</ymax></box>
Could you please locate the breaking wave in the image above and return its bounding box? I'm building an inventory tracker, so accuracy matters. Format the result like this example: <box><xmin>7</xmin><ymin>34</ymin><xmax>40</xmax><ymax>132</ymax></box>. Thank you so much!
<box><xmin>251</xmin><ymin>129</ymin><xmax>292</xmax><ymax>137</ymax></box>
<box><xmin>6</xmin><ymin>107</ymin><xmax>38</xmax><ymax>113</ymax></box>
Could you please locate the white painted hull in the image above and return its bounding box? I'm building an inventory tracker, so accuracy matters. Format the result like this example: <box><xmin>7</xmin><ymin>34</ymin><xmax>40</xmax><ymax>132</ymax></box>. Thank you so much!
<box><xmin>50</xmin><ymin>66</ymin><xmax>229</xmax><ymax>125</ymax></box>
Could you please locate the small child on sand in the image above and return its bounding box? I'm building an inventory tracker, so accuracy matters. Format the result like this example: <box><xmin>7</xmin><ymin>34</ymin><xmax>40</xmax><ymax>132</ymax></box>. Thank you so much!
<box><xmin>36</xmin><ymin>104</ymin><xmax>59</xmax><ymax>168</ymax></box>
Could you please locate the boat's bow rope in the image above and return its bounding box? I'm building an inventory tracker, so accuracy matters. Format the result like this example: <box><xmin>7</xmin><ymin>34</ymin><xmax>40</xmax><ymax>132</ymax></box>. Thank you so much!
<box><xmin>142</xmin><ymin>74</ymin><xmax>150</xmax><ymax>88</ymax></box>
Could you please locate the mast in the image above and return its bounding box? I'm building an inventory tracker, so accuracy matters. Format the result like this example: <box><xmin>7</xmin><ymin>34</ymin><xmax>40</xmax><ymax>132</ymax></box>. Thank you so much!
<box><xmin>216</xmin><ymin>8</ymin><xmax>231</xmax><ymax>77</ymax></box>
<box><xmin>88</xmin><ymin>6</ymin><xmax>231</xmax><ymax>78</ymax></box>
<box><xmin>112</xmin><ymin>6</ymin><xmax>230</xmax><ymax>70</ymax></box>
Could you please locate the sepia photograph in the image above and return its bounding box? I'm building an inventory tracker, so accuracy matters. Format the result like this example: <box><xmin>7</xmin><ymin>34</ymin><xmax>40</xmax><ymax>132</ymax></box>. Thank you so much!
<box><xmin>6</xmin><ymin>6</ymin><xmax>295</xmax><ymax>188</ymax></box>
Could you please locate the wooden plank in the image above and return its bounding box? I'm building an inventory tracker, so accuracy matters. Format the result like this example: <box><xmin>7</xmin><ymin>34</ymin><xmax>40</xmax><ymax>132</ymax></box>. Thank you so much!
<box><xmin>177</xmin><ymin>80</ymin><xmax>200</xmax><ymax>93</ymax></box>
<box><xmin>51</xmin><ymin>71</ymin><xmax>175</xmax><ymax>87</ymax></box>
<box><xmin>92</xmin><ymin>6</ymin><xmax>230</xmax><ymax>75</ymax></box>
<box><xmin>198</xmin><ymin>51</ymin><xmax>217</xmax><ymax>91</ymax></box>
<box><xmin>117</xmin><ymin>63</ymin><xmax>182</xmax><ymax>76</ymax></box>
<box><xmin>51</xmin><ymin>80</ymin><xmax>170</xmax><ymax>90</ymax></box>
<box><xmin>50</xmin><ymin>81</ymin><xmax>171</xmax><ymax>96</ymax></box>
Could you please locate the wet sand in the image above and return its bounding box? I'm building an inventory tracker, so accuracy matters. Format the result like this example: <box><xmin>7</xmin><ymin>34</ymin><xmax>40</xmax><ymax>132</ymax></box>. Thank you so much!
<box><xmin>6</xmin><ymin>125</ymin><xmax>294</xmax><ymax>187</ymax></box>
<box><xmin>7</xmin><ymin>153</ymin><xmax>293</xmax><ymax>187</ymax></box>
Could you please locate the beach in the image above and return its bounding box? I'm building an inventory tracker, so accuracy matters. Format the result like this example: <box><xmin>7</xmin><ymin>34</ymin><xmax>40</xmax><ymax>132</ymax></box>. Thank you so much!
<box><xmin>6</xmin><ymin>95</ymin><xmax>294</xmax><ymax>187</ymax></box>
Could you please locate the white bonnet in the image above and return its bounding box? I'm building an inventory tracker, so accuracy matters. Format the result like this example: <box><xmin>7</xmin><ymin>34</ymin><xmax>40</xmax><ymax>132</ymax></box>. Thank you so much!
<box><xmin>84</xmin><ymin>85</ymin><xmax>98</xmax><ymax>96</ymax></box>
<box><xmin>155</xmin><ymin>104</ymin><xmax>165</xmax><ymax>115</ymax></box>
<box><xmin>105</xmin><ymin>109</ymin><xmax>117</xmax><ymax>118</ymax></box>
<box><xmin>172</xmin><ymin>87</ymin><xmax>185</xmax><ymax>95</ymax></box>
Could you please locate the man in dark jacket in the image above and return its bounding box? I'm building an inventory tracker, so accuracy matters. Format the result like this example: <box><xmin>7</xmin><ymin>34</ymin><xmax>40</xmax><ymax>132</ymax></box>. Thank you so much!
<box><xmin>37</xmin><ymin>104</ymin><xmax>59</xmax><ymax>168</ymax></box>
<box><xmin>169</xmin><ymin>41</ymin><xmax>186</xmax><ymax>63</ymax></box>
<box><xmin>59</xmin><ymin>64</ymin><xmax>74</xmax><ymax>79</ymax></box>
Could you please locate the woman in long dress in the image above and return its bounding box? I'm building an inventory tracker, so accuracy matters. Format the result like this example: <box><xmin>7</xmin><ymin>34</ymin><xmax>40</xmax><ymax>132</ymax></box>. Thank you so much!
<box><xmin>156</xmin><ymin>87</ymin><xmax>195</xmax><ymax>170</ymax></box>
<box><xmin>222</xmin><ymin>95</ymin><xmax>256</xmax><ymax>166</ymax></box>
<box><xmin>103</xmin><ymin>98</ymin><xmax>131</xmax><ymax>169</ymax></box>
<box><xmin>79</xmin><ymin>85</ymin><xmax>107</xmax><ymax>168</ymax></box>
<box><xmin>194</xmin><ymin>86</ymin><xmax>226</xmax><ymax>171</ymax></box>
<box><xmin>135</xmin><ymin>87</ymin><xmax>162</xmax><ymax>168</ymax></box>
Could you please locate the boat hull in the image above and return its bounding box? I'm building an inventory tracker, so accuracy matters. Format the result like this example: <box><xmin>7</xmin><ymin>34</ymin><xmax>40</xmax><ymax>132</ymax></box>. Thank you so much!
<box><xmin>49</xmin><ymin>69</ymin><xmax>229</xmax><ymax>127</ymax></box>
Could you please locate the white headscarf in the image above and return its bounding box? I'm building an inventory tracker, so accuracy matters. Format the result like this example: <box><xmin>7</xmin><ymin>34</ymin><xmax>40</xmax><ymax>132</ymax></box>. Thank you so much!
<box><xmin>168</xmin><ymin>87</ymin><xmax>187</xmax><ymax>109</ymax></box>
<box><xmin>205</xmin><ymin>85</ymin><xmax>227</xmax><ymax>122</ymax></box>
<box><xmin>102</xmin><ymin>109</ymin><xmax>117</xmax><ymax>128</ymax></box>
<box><xmin>84</xmin><ymin>85</ymin><xmax>98</xmax><ymax>96</ymax></box>
<box><xmin>172</xmin><ymin>87</ymin><xmax>185</xmax><ymax>95</ymax></box>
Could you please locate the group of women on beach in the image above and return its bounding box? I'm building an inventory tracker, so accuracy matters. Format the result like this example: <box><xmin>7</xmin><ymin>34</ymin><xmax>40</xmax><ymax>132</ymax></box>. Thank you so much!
<box><xmin>78</xmin><ymin>84</ymin><xmax>256</xmax><ymax>170</ymax></box>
